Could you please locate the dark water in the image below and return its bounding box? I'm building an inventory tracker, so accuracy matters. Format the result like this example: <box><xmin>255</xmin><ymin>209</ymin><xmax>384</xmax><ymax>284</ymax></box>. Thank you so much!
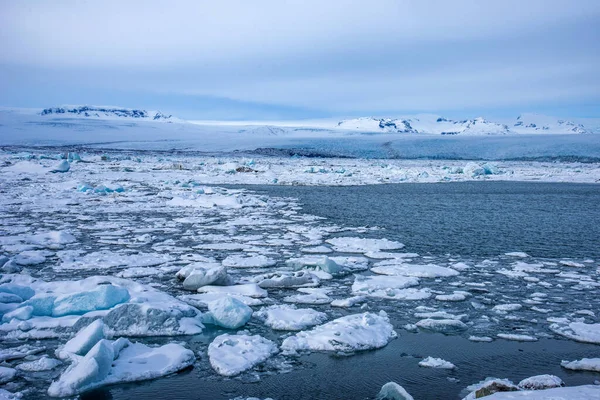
<box><xmin>247</xmin><ymin>181</ymin><xmax>600</xmax><ymax>259</ymax></box>
<box><xmin>100</xmin><ymin>182</ymin><xmax>600</xmax><ymax>400</ymax></box>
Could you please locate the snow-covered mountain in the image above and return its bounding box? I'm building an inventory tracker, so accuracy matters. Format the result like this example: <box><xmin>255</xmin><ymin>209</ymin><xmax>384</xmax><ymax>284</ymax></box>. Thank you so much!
<box><xmin>335</xmin><ymin>113</ymin><xmax>591</xmax><ymax>135</ymax></box>
<box><xmin>511</xmin><ymin>113</ymin><xmax>587</xmax><ymax>134</ymax></box>
<box><xmin>337</xmin><ymin>115</ymin><xmax>510</xmax><ymax>135</ymax></box>
<box><xmin>40</xmin><ymin>106</ymin><xmax>175</xmax><ymax>122</ymax></box>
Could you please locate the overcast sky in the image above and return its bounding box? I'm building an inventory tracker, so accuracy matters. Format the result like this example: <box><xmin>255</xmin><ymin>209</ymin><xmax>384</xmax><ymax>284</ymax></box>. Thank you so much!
<box><xmin>1</xmin><ymin>0</ymin><xmax>599</xmax><ymax>120</ymax></box>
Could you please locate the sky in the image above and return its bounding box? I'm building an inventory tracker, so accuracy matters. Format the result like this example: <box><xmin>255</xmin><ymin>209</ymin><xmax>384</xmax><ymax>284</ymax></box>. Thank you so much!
<box><xmin>0</xmin><ymin>0</ymin><xmax>599</xmax><ymax>120</ymax></box>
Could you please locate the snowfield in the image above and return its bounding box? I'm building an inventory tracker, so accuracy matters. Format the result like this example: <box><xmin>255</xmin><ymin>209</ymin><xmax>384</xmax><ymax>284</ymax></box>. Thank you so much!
<box><xmin>0</xmin><ymin>146</ymin><xmax>599</xmax><ymax>399</ymax></box>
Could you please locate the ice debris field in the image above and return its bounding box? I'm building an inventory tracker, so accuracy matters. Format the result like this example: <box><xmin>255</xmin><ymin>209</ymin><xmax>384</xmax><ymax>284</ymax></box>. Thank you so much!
<box><xmin>0</xmin><ymin>149</ymin><xmax>599</xmax><ymax>399</ymax></box>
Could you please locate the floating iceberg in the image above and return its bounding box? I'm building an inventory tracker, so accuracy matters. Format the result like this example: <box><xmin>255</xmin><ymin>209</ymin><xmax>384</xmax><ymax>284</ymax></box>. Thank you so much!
<box><xmin>181</xmin><ymin>265</ymin><xmax>230</xmax><ymax>291</ymax></box>
<box><xmin>16</xmin><ymin>356</ymin><xmax>61</xmax><ymax>372</ymax></box>
<box><xmin>50</xmin><ymin>160</ymin><xmax>70</xmax><ymax>173</ymax></box>
<box><xmin>208</xmin><ymin>333</ymin><xmax>278</xmax><ymax>376</ymax></box>
<box><xmin>376</xmin><ymin>381</ymin><xmax>414</xmax><ymax>400</ymax></box>
<box><xmin>254</xmin><ymin>271</ymin><xmax>320</xmax><ymax>288</ymax></box>
<box><xmin>561</xmin><ymin>358</ymin><xmax>600</xmax><ymax>372</ymax></box>
<box><xmin>197</xmin><ymin>284</ymin><xmax>268</xmax><ymax>298</ymax></box>
<box><xmin>326</xmin><ymin>237</ymin><xmax>404</xmax><ymax>253</ymax></box>
<box><xmin>281</xmin><ymin>311</ymin><xmax>396</xmax><ymax>353</ymax></box>
<box><xmin>517</xmin><ymin>375</ymin><xmax>564</xmax><ymax>390</ymax></box>
<box><xmin>416</xmin><ymin>318</ymin><xmax>468</xmax><ymax>333</ymax></box>
<box><xmin>550</xmin><ymin>321</ymin><xmax>600</xmax><ymax>344</ymax></box>
<box><xmin>371</xmin><ymin>263</ymin><xmax>459</xmax><ymax>278</ymax></box>
<box><xmin>48</xmin><ymin>338</ymin><xmax>194</xmax><ymax>397</ymax></box>
<box><xmin>418</xmin><ymin>356</ymin><xmax>456</xmax><ymax>369</ymax></box>
<box><xmin>202</xmin><ymin>297</ymin><xmax>253</xmax><ymax>329</ymax></box>
<box><xmin>255</xmin><ymin>305</ymin><xmax>327</xmax><ymax>331</ymax></box>
<box><xmin>352</xmin><ymin>275</ymin><xmax>428</xmax><ymax>300</ymax></box>
<box><xmin>222</xmin><ymin>255</ymin><xmax>276</xmax><ymax>268</ymax></box>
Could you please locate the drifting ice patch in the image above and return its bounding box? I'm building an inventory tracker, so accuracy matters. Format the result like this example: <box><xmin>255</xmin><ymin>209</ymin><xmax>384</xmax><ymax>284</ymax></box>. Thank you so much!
<box><xmin>283</xmin><ymin>288</ymin><xmax>332</xmax><ymax>305</ymax></box>
<box><xmin>561</xmin><ymin>358</ymin><xmax>600</xmax><ymax>372</ymax></box>
<box><xmin>281</xmin><ymin>311</ymin><xmax>396</xmax><ymax>353</ymax></box>
<box><xmin>208</xmin><ymin>333</ymin><xmax>278</xmax><ymax>376</ymax></box>
<box><xmin>223</xmin><ymin>255</ymin><xmax>276</xmax><ymax>268</ymax></box>
<box><xmin>0</xmin><ymin>367</ymin><xmax>16</xmax><ymax>384</ymax></box>
<box><xmin>416</xmin><ymin>318</ymin><xmax>468</xmax><ymax>333</ymax></box>
<box><xmin>58</xmin><ymin>319</ymin><xmax>106</xmax><ymax>359</ymax></box>
<box><xmin>202</xmin><ymin>297</ymin><xmax>253</xmax><ymax>329</ymax></box>
<box><xmin>376</xmin><ymin>381</ymin><xmax>414</xmax><ymax>400</ymax></box>
<box><xmin>496</xmin><ymin>333</ymin><xmax>538</xmax><ymax>342</ymax></box>
<box><xmin>550</xmin><ymin>321</ymin><xmax>600</xmax><ymax>344</ymax></box>
<box><xmin>253</xmin><ymin>271</ymin><xmax>320</xmax><ymax>288</ymax></box>
<box><xmin>325</xmin><ymin>237</ymin><xmax>404</xmax><ymax>253</ymax></box>
<box><xmin>197</xmin><ymin>284</ymin><xmax>268</xmax><ymax>298</ymax></box>
<box><xmin>48</xmin><ymin>339</ymin><xmax>194</xmax><ymax>397</ymax></box>
<box><xmin>517</xmin><ymin>374</ymin><xmax>564</xmax><ymax>390</ymax></box>
<box><xmin>371</xmin><ymin>263</ymin><xmax>459</xmax><ymax>278</ymax></box>
<box><xmin>352</xmin><ymin>275</ymin><xmax>429</xmax><ymax>300</ymax></box>
<box><xmin>16</xmin><ymin>356</ymin><xmax>61</xmax><ymax>372</ymax></box>
<box><xmin>255</xmin><ymin>305</ymin><xmax>327</xmax><ymax>331</ymax></box>
<box><xmin>418</xmin><ymin>356</ymin><xmax>456</xmax><ymax>369</ymax></box>
<box><xmin>180</xmin><ymin>265</ymin><xmax>230</xmax><ymax>291</ymax></box>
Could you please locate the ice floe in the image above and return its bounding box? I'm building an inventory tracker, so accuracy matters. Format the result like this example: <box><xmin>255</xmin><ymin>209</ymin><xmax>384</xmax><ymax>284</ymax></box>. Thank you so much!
<box><xmin>202</xmin><ymin>297</ymin><xmax>253</xmax><ymax>329</ymax></box>
<box><xmin>208</xmin><ymin>333</ymin><xmax>278</xmax><ymax>376</ymax></box>
<box><xmin>371</xmin><ymin>262</ymin><xmax>459</xmax><ymax>278</ymax></box>
<box><xmin>326</xmin><ymin>237</ymin><xmax>404</xmax><ymax>253</ymax></box>
<box><xmin>418</xmin><ymin>356</ymin><xmax>456</xmax><ymax>369</ymax></box>
<box><xmin>281</xmin><ymin>311</ymin><xmax>396</xmax><ymax>353</ymax></box>
<box><xmin>48</xmin><ymin>338</ymin><xmax>194</xmax><ymax>397</ymax></box>
<box><xmin>561</xmin><ymin>358</ymin><xmax>600</xmax><ymax>372</ymax></box>
<box><xmin>376</xmin><ymin>381</ymin><xmax>414</xmax><ymax>400</ymax></box>
<box><xmin>255</xmin><ymin>305</ymin><xmax>327</xmax><ymax>331</ymax></box>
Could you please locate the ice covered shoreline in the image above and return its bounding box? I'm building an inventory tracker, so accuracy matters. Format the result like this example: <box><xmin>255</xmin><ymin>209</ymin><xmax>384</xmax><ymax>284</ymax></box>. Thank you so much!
<box><xmin>2</xmin><ymin>148</ymin><xmax>599</xmax><ymax>187</ymax></box>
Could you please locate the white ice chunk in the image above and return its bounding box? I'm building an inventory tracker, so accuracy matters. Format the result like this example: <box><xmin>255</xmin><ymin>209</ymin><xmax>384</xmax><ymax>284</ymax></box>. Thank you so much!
<box><xmin>222</xmin><ymin>255</ymin><xmax>276</xmax><ymax>268</ymax></box>
<box><xmin>58</xmin><ymin>320</ymin><xmax>105</xmax><ymax>359</ymax></box>
<box><xmin>496</xmin><ymin>333</ymin><xmax>538</xmax><ymax>342</ymax></box>
<box><xmin>435</xmin><ymin>291</ymin><xmax>470</xmax><ymax>302</ymax></box>
<box><xmin>203</xmin><ymin>297</ymin><xmax>252</xmax><ymax>329</ymax></box>
<box><xmin>372</xmin><ymin>263</ymin><xmax>459</xmax><ymax>278</ymax></box>
<box><xmin>376</xmin><ymin>381</ymin><xmax>414</xmax><ymax>400</ymax></box>
<box><xmin>48</xmin><ymin>339</ymin><xmax>194</xmax><ymax>397</ymax></box>
<box><xmin>416</xmin><ymin>319</ymin><xmax>468</xmax><ymax>333</ymax></box>
<box><xmin>254</xmin><ymin>271</ymin><xmax>319</xmax><ymax>288</ymax></box>
<box><xmin>505</xmin><ymin>252</ymin><xmax>529</xmax><ymax>258</ymax></box>
<box><xmin>352</xmin><ymin>275</ymin><xmax>428</xmax><ymax>300</ymax></box>
<box><xmin>182</xmin><ymin>265</ymin><xmax>230</xmax><ymax>291</ymax></box>
<box><xmin>331</xmin><ymin>295</ymin><xmax>367</xmax><ymax>308</ymax></box>
<box><xmin>255</xmin><ymin>305</ymin><xmax>327</xmax><ymax>331</ymax></box>
<box><xmin>561</xmin><ymin>358</ymin><xmax>600</xmax><ymax>372</ymax></box>
<box><xmin>283</xmin><ymin>289</ymin><xmax>332</xmax><ymax>305</ymax></box>
<box><xmin>0</xmin><ymin>367</ymin><xmax>16</xmax><ymax>384</ymax></box>
<box><xmin>301</xmin><ymin>246</ymin><xmax>332</xmax><ymax>254</ymax></box>
<box><xmin>52</xmin><ymin>284</ymin><xmax>130</xmax><ymax>317</ymax></box>
<box><xmin>418</xmin><ymin>356</ymin><xmax>456</xmax><ymax>369</ymax></box>
<box><xmin>469</xmin><ymin>336</ymin><xmax>493</xmax><ymax>342</ymax></box>
<box><xmin>493</xmin><ymin>304</ymin><xmax>523</xmax><ymax>313</ymax></box>
<box><xmin>179</xmin><ymin>293</ymin><xmax>264</xmax><ymax>307</ymax></box>
<box><xmin>326</xmin><ymin>237</ymin><xmax>404</xmax><ymax>253</ymax></box>
<box><xmin>208</xmin><ymin>334</ymin><xmax>278</xmax><ymax>376</ymax></box>
<box><xmin>50</xmin><ymin>160</ymin><xmax>70</xmax><ymax>173</ymax></box>
<box><xmin>16</xmin><ymin>356</ymin><xmax>61</xmax><ymax>372</ymax></box>
<box><xmin>13</xmin><ymin>250</ymin><xmax>47</xmax><ymax>266</ymax></box>
<box><xmin>287</xmin><ymin>256</ymin><xmax>344</xmax><ymax>275</ymax></box>
<box><xmin>518</xmin><ymin>374</ymin><xmax>564</xmax><ymax>390</ymax></box>
<box><xmin>281</xmin><ymin>311</ymin><xmax>396</xmax><ymax>353</ymax></box>
<box><xmin>465</xmin><ymin>385</ymin><xmax>600</xmax><ymax>399</ymax></box>
<box><xmin>550</xmin><ymin>321</ymin><xmax>600</xmax><ymax>344</ymax></box>
<box><xmin>197</xmin><ymin>284</ymin><xmax>268</xmax><ymax>298</ymax></box>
